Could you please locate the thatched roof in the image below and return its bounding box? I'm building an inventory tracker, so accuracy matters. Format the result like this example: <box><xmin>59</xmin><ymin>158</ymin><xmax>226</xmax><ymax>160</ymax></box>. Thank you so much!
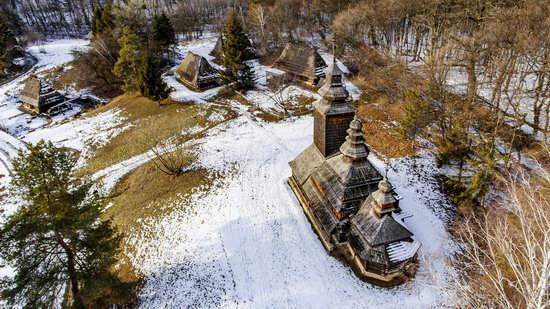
<box><xmin>209</xmin><ymin>36</ymin><xmax>223</xmax><ymax>58</ymax></box>
<box><xmin>209</xmin><ymin>35</ymin><xmax>258</xmax><ymax>60</ymax></box>
<box><xmin>176</xmin><ymin>52</ymin><xmax>219</xmax><ymax>90</ymax></box>
<box><xmin>19</xmin><ymin>76</ymin><xmax>41</xmax><ymax>107</ymax></box>
<box><xmin>273</xmin><ymin>43</ymin><xmax>327</xmax><ymax>82</ymax></box>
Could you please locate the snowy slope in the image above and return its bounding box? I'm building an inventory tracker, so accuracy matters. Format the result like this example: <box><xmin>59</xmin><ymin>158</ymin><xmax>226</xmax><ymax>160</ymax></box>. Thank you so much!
<box><xmin>0</xmin><ymin>39</ymin><xmax>89</xmax><ymax>136</ymax></box>
<box><xmin>128</xmin><ymin>112</ymin><xmax>455</xmax><ymax>308</ymax></box>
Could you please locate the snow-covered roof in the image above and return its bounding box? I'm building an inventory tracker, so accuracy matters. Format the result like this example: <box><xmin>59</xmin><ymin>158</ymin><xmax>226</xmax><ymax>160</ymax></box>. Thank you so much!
<box><xmin>387</xmin><ymin>237</ymin><xmax>421</xmax><ymax>263</ymax></box>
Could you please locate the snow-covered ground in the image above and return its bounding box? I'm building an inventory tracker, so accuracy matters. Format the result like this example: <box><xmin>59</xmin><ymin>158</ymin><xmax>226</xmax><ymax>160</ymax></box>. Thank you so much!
<box><xmin>0</xmin><ymin>39</ymin><xmax>91</xmax><ymax>190</ymax></box>
<box><xmin>0</xmin><ymin>39</ymin><xmax>89</xmax><ymax>136</ymax></box>
<box><xmin>127</xmin><ymin>110</ymin><xmax>455</xmax><ymax>308</ymax></box>
<box><xmin>1</xmin><ymin>36</ymin><xmax>457</xmax><ymax>308</ymax></box>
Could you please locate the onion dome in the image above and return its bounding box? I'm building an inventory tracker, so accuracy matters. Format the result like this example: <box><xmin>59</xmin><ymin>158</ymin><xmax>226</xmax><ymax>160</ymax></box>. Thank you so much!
<box><xmin>371</xmin><ymin>178</ymin><xmax>398</xmax><ymax>215</ymax></box>
<box><xmin>318</xmin><ymin>58</ymin><xmax>349</xmax><ymax>101</ymax></box>
<box><xmin>340</xmin><ymin>117</ymin><xmax>370</xmax><ymax>161</ymax></box>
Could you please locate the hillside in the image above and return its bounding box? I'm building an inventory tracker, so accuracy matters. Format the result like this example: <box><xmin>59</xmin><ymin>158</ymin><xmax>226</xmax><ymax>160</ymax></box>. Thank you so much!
<box><xmin>0</xmin><ymin>1</ymin><xmax>549</xmax><ymax>308</ymax></box>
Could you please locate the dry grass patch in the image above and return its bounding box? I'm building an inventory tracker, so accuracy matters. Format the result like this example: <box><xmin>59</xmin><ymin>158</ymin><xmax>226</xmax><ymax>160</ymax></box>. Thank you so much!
<box><xmin>103</xmin><ymin>156</ymin><xmax>222</xmax><ymax>281</ymax></box>
<box><xmin>78</xmin><ymin>94</ymin><xmax>236</xmax><ymax>176</ymax></box>
<box><xmin>103</xmin><ymin>155</ymin><xmax>215</xmax><ymax>233</ymax></box>
<box><xmin>357</xmin><ymin>102</ymin><xmax>416</xmax><ymax>158</ymax></box>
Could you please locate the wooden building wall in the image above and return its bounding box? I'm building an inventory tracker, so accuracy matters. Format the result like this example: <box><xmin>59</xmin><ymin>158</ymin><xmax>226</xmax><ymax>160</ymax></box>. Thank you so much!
<box><xmin>313</xmin><ymin>110</ymin><xmax>355</xmax><ymax>157</ymax></box>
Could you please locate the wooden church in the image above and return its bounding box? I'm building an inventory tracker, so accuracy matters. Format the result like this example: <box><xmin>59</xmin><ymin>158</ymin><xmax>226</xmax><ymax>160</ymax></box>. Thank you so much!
<box><xmin>288</xmin><ymin>61</ymin><xmax>420</xmax><ymax>286</ymax></box>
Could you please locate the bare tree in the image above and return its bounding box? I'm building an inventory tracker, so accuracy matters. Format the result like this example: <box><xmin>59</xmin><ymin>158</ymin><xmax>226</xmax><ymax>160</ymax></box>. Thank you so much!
<box><xmin>452</xmin><ymin>149</ymin><xmax>550</xmax><ymax>309</ymax></box>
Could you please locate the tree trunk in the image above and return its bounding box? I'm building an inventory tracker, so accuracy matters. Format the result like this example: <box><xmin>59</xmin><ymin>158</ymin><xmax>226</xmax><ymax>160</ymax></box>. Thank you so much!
<box><xmin>55</xmin><ymin>232</ymin><xmax>85</xmax><ymax>309</ymax></box>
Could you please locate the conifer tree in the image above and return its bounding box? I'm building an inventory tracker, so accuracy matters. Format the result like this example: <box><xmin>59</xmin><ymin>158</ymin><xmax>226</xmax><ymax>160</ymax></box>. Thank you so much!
<box><xmin>113</xmin><ymin>26</ymin><xmax>143</xmax><ymax>92</ymax></box>
<box><xmin>152</xmin><ymin>12</ymin><xmax>176</xmax><ymax>52</ymax></box>
<box><xmin>220</xmin><ymin>10</ymin><xmax>256</xmax><ymax>91</ymax></box>
<box><xmin>399</xmin><ymin>89</ymin><xmax>432</xmax><ymax>148</ymax></box>
<box><xmin>138</xmin><ymin>52</ymin><xmax>171</xmax><ymax>106</ymax></box>
<box><xmin>0</xmin><ymin>141</ymin><xmax>135</xmax><ymax>308</ymax></box>
<box><xmin>458</xmin><ymin>135</ymin><xmax>498</xmax><ymax>208</ymax></box>
<box><xmin>0</xmin><ymin>13</ymin><xmax>11</xmax><ymax>78</ymax></box>
<box><xmin>91</xmin><ymin>7</ymin><xmax>104</xmax><ymax>36</ymax></box>
<box><xmin>91</xmin><ymin>1</ymin><xmax>115</xmax><ymax>37</ymax></box>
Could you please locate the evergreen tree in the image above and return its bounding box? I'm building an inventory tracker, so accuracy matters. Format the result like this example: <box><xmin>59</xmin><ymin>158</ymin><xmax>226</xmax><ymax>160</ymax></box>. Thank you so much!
<box><xmin>220</xmin><ymin>10</ymin><xmax>256</xmax><ymax>91</ymax></box>
<box><xmin>399</xmin><ymin>89</ymin><xmax>432</xmax><ymax>148</ymax></box>
<box><xmin>0</xmin><ymin>13</ymin><xmax>11</xmax><ymax>78</ymax></box>
<box><xmin>91</xmin><ymin>1</ymin><xmax>114</xmax><ymax>37</ymax></box>
<box><xmin>138</xmin><ymin>52</ymin><xmax>171</xmax><ymax>106</ymax></box>
<box><xmin>91</xmin><ymin>7</ymin><xmax>104</xmax><ymax>36</ymax></box>
<box><xmin>458</xmin><ymin>135</ymin><xmax>498</xmax><ymax>208</ymax></box>
<box><xmin>113</xmin><ymin>26</ymin><xmax>143</xmax><ymax>92</ymax></box>
<box><xmin>152</xmin><ymin>12</ymin><xmax>176</xmax><ymax>52</ymax></box>
<box><xmin>0</xmin><ymin>141</ymin><xmax>135</xmax><ymax>308</ymax></box>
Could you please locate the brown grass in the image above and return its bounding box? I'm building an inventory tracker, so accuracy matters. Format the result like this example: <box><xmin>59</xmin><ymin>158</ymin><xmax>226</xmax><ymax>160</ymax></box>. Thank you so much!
<box><xmin>84</xmin><ymin>94</ymin><xmax>235</xmax><ymax>280</ymax></box>
<box><xmin>78</xmin><ymin>94</ymin><xmax>236</xmax><ymax>176</ymax></box>
<box><xmin>357</xmin><ymin>101</ymin><xmax>416</xmax><ymax>158</ymax></box>
<box><xmin>103</xmin><ymin>155</ymin><xmax>224</xmax><ymax>282</ymax></box>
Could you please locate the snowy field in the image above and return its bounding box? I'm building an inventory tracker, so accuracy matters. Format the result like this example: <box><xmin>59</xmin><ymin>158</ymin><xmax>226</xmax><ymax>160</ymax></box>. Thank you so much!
<box><xmin>127</xmin><ymin>109</ymin><xmax>455</xmax><ymax>308</ymax></box>
<box><xmin>1</xmin><ymin>38</ymin><xmax>457</xmax><ymax>308</ymax></box>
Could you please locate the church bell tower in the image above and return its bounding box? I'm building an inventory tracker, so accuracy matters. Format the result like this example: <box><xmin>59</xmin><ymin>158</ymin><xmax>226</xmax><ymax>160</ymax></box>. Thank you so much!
<box><xmin>313</xmin><ymin>59</ymin><xmax>355</xmax><ymax>157</ymax></box>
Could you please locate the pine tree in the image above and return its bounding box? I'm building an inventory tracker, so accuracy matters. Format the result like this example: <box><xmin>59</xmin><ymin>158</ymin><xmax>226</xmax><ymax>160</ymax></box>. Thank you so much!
<box><xmin>0</xmin><ymin>13</ymin><xmax>11</xmax><ymax>78</ymax></box>
<box><xmin>91</xmin><ymin>7</ymin><xmax>104</xmax><ymax>36</ymax></box>
<box><xmin>152</xmin><ymin>12</ymin><xmax>176</xmax><ymax>52</ymax></box>
<box><xmin>139</xmin><ymin>52</ymin><xmax>171</xmax><ymax>106</ymax></box>
<box><xmin>113</xmin><ymin>26</ymin><xmax>143</xmax><ymax>92</ymax></box>
<box><xmin>458</xmin><ymin>135</ymin><xmax>498</xmax><ymax>208</ymax></box>
<box><xmin>100</xmin><ymin>0</ymin><xmax>115</xmax><ymax>30</ymax></box>
<box><xmin>91</xmin><ymin>1</ymin><xmax>115</xmax><ymax>37</ymax></box>
<box><xmin>0</xmin><ymin>141</ymin><xmax>135</xmax><ymax>308</ymax></box>
<box><xmin>399</xmin><ymin>89</ymin><xmax>432</xmax><ymax>148</ymax></box>
<box><xmin>220</xmin><ymin>10</ymin><xmax>256</xmax><ymax>91</ymax></box>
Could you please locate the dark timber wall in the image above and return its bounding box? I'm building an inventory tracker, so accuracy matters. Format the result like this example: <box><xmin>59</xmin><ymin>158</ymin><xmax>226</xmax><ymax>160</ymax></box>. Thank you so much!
<box><xmin>314</xmin><ymin>110</ymin><xmax>355</xmax><ymax>157</ymax></box>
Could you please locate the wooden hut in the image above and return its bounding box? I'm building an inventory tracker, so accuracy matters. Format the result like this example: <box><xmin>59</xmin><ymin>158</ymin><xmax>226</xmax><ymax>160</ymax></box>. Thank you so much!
<box><xmin>209</xmin><ymin>35</ymin><xmax>258</xmax><ymax>61</ymax></box>
<box><xmin>176</xmin><ymin>52</ymin><xmax>220</xmax><ymax>91</ymax></box>
<box><xmin>288</xmin><ymin>62</ymin><xmax>419</xmax><ymax>286</ymax></box>
<box><xmin>209</xmin><ymin>36</ymin><xmax>223</xmax><ymax>59</ymax></box>
<box><xmin>19</xmin><ymin>76</ymin><xmax>66</xmax><ymax>114</ymax></box>
<box><xmin>272</xmin><ymin>43</ymin><xmax>327</xmax><ymax>86</ymax></box>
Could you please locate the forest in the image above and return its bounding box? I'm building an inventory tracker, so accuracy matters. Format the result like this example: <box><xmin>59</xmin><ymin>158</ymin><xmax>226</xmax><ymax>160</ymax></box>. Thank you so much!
<box><xmin>0</xmin><ymin>0</ymin><xmax>548</xmax><ymax>308</ymax></box>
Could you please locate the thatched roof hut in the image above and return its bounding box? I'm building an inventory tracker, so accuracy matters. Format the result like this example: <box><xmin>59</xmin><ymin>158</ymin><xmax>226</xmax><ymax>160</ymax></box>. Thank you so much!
<box><xmin>19</xmin><ymin>76</ymin><xmax>65</xmax><ymax>114</ymax></box>
<box><xmin>209</xmin><ymin>35</ymin><xmax>258</xmax><ymax>61</ymax></box>
<box><xmin>176</xmin><ymin>52</ymin><xmax>220</xmax><ymax>91</ymax></box>
<box><xmin>273</xmin><ymin>43</ymin><xmax>327</xmax><ymax>85</ymax></box>
<box><xmin>209</xmin><ymin>36</ymin><xmax>223</xmax><ymax>59</ymax></box>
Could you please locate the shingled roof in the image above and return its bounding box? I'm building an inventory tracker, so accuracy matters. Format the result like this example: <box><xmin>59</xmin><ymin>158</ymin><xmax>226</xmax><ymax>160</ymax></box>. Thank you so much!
<box><xmin>349</xmin><ymin>179</ymin><xmax>418</xmax><ymax>266</ymax></box>
<box><xmin>19</xmin><ymin>76</ymin><xmax>41</xmax><ymax>107</ymax></box>
<box><xmin>273</xmin><ymin>43</ymin><xmax>327</xmax><ymax>84</ymax></box>
<box><xmin>176</xmin><ymin>52</ymin><xmax>220</xmax><ymax>91</ymax></box>
<box><xmin>290</xmin><ymin>117</ymin><xmax>382</xmax><ymax>217</ymax></box>
<box><xmin>19</xmin><ymin>76</ymin><xmax>66</xmax><ymax>113</ymax></box>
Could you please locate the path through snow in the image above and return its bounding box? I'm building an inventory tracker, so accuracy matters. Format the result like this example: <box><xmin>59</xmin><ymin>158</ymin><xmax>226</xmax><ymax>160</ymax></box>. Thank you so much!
<box><xmin>129</xmin><ymin>112</ymin><xmax>455</xmax><ymax>308</ymax></box>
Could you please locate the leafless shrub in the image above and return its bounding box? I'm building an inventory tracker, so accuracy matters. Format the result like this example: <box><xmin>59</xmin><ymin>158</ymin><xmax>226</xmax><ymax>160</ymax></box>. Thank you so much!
<box><xmin>149</xmin><ymin>136</ymin><xmax>190</xmax><ymax>176</ymax></box>
<box><xmin>452</xmin><ymin>148</ymin><xmax>550</xmax><ymax>309</ymax></box>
